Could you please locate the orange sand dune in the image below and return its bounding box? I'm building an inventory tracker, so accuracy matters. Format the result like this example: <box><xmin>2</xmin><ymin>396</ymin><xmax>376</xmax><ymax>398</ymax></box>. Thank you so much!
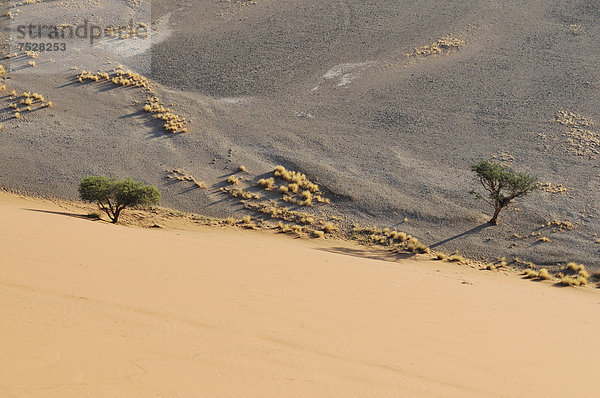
<box><xmin>1</xmin><ymin>193</ymin><xmax>599</xmax><ymax>397</ymax></box>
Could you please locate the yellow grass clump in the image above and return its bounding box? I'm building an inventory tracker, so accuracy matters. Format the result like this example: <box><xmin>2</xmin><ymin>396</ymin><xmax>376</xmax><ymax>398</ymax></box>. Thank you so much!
<box><xmin>555</xmin><ymin>110</ymin><xmax>600</xmax><ymax>157</ymax></box>
<box><xmin>539</xmin><ymin>182</ymin><xmax>569</xmax><ymax>194</ymax></box>
<box><xmin>405</xmin><ymin>238</ymin><xmax>430</xmax><ymax>254</ymax></box>
<box><xmin>78</xmin><ymin>68</ymin><xmax>188</xmax><ymax>134</ymax></box>
<box><xmin>448</xmin><ymin>254</ymin><xmax>464</xmax><ymax>263</ymax></box>
<box><xmin>272</xmin><ymin>165</ymin><xmax>330</xmax><ymax>206</ymax></box>
<box><xmin>166</xmin><ymin>169</ymin><xmax>206</xmax><ymax>189</ymax></box>
<box><xmin>566</xmin><ymin>262</ymin><xmax>585</xmax><ymax>272</ymax></box>
<box><xmin>227</xmin><ymin>176</ymin><xmax>239</xmax><ymax>185</ymax></box>
<box><xmin>322</xmin><ymin>222</ymin><xmax>338</xmax><ymax>233</ymax></box>
<box><xmin>523</xmin><ymin>269</ymin><xmax>539</xmax><ymax>279</ymax></box>
<box><xmin>312</xmin><ymin>230</ymin><xmax>325</xmax><ymax>239</ymax></box>
<box><xmin>144</xmin><ymin>97</ymin><xmax>189</xmax><ymax>133</ymax></box>
<box><xmin>555</xmin><ymin>262</ymin><xmax>590</xmax><ymax>286</ymax></box>
<box><xmin>537</xmin><ymin>268</ymin><xmax>553</xmax><ymax>281</ymax></box>
<box><xmin>559</xmin><ymin>275</ymin><xmax>588</xmax><ymax>287</ymax></box>
<box><xmin>351</xmin><ymin>225</ymin><xmax>429</xmax><ymax>254</ymax></box>
<box><xmin>258</xmin><ymin>178</ymin><xmax>275</xmax><ymax>190</ymax></box>
<box><xmin>221</xmin><ymin>187</ymin><xmax>261</xmax><ymax>200</ymax></box>
<box><xmin>291</xmin><ymin>225</ymin><xmax>303</xmax><ymax>234</ymax></box>
<box><xmin>409</xmin><ymin>36</ymin><xmax>464</xmax><ymax>56</ymax></box>
<box><xmin>7</xmin><ymin>90</ymin><xmax>53</xmax><ymax>116</ymax></box>
<box><xmin>243</xmin><ymin>201</ymin><xmax>322</xmax><ymax>227</ymax></box>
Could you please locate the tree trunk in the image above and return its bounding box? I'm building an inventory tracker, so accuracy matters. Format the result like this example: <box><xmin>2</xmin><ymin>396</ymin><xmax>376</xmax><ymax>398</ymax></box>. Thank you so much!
<box><xmin>112</xmin><ymin>209</ymin><xmax>121</xmax><ymax>224</ymax></box>
<box><xmin>488</xmin><ymin>206</ymin><xmax>502</xmax><ymax>225</ymax></box>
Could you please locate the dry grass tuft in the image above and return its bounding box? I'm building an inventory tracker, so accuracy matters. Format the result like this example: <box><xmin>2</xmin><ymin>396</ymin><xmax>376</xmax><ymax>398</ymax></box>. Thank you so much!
<box><xmin>559</xmin><ymin>275</ymin><xmax>588</xmax><ymax>287</ymax></box>
<box><xmin>221</xmin><ymin>187</ymin><xmax>261</xmax><ymax>200</ymax></box>
<box><xmin>539</xmin><ymin>182</ymin><xmax>569</xmax><ymax>194</ymax></box>
<box><xmin>291</xmin><ymin>225</ymin><xmax>303</xmax><ymax>234</ymax></box>
<box><xmin>566</xmin><ymin>262</ymin><xmax>585</xmax><ymax>272</ymax></box>
<box><xmin>578</xmin><ymin>269</ymin><xmax>590</xmax><ymax>279</ymax></box>
<box><xmin>523</xmin><ymin>269</ymin><xmax>539</xmax><ymax>279</ymax></box>
<box><xmin>257</xmin><ymin>178</ymin><xmax>275</xmax><ymax>190</ymax></box>
<box><xmin>557</xmin><ymin>262</ymin><xmax>589</xmax><ymax>286</ymax></box>
<box><xmin>408</xmin><ymin>36</ymin><xmax>464</xmax><ymax>57</ymax></box>
<box><xmin>78</xmin><ymin>68</ymin><xmax>188</xmax><ymax>134</ymax></box>
<box><xmin>555</xmin><ymin>110</ymin><xmax>600</xmax><ymax>157</ymax></box>
<box><xmin>227</xmin><ymin>176</ymin><xmax>240</xmax><ymax>185</ymax></box>
<box><xmin>351</xmin><ymin>225</ymin><xmax>430</xmax><ymax>254</ymax></box>
<box><xmin>312</xmin><ymin>230</ymin><xmax>325</xmax><ymax>239</ymax></box>
<box><xmin>242</xmin><ymin>201</ymin><xmax>325</xmax><ymax>228</ymax></box>
<box><xmin>166</xmin><ymin>169</ymin><xmax>206</xmax><ymax>188</ymax></box>
<box><xmin>448</xmin><ymin>254</ymin><xmax>464</xmax><ymax>263</ymax></box>
<box><xmin>537</xmin><ymin>268</ymin><xmax>553</xmax><ymax>280</ymax></box>
<box><xmin>5</xmin><ymin>89</ymin><xmax>54</xmax><ymax>120</ymax></box>
<box><xmin>144</xmin><ymin>97</ymin><xmax>189</xmax><ymax>133</ymax></box>
<box><xmin>521</xmin><ymin>267</ymin><xmax>553</xmax><ymax>281</ymax></box>
<box><xmin>322</xmin><ymin>222</ymin><xmax>338</xmax><ymax>233</ymax></box>
<box><xmin>272</xmin><ymin>165</ymin><xmax>330</xmax><ymax>206</ymax></box>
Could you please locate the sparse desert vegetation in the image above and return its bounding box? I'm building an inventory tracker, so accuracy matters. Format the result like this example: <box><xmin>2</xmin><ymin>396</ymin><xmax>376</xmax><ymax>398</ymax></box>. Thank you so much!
<box><xmin>166</xmin><ymin>169</ymin><xmax>206</xmax><ymax>188</ymax></box>
<box><xmin>272</xmin><ymin>165</ymin><xmax>330</xmax><ymax>206</ymax></box>
<box><xmin>221</xmin><ymin>187</ymin><xmax>261</xmax><ymax>200</ymax></box>
<box><xmin>257</xmin><ymin>177</ymin><xmax>275</xmax><ymax>190</ymax></box>
<box><xmin>78</xmin><ymin>67</ymin><xmax>189</xmax><ymax>134</ymax></box>
<box><xmin>351</xmin><ymin>225</ymin><xmax>430</xmax><ymax>254</ymax></box>
<box><xmin>408</xmin><ymin>36</ymin><xmax>464</xmax><ymax>56</ymax></box>
<box><xmin>555</xmin><ymin>110</ymin><xmax>600</xmax><ymax>158</ymax></box>
<box><xmin>2</xmin><ymin>90</ymin><xmax>54</xmax><ymax>122</ymax></box>
<box><xmin>520</xmin><ymin>261</ymin><xmax>592</xmax><ymax>287</ymax></box>
<box><xmin>448</xmin><ymin>254</ymin><xmax>465</xmax><ymax>263</ymax></box>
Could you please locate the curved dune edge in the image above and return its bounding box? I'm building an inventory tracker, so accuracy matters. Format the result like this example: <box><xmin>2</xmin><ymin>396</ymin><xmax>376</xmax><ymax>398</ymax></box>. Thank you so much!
<box><xmin>1</xmin><ymin>191</ymin><xmax>599</xmax><ymax>397</ymax></box>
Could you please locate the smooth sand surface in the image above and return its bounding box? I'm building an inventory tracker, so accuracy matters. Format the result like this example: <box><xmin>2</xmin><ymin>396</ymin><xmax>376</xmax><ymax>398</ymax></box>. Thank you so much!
<box><xmin>1</xmin><ymin>193</ymin><xmax>600</xmax><ymax>397</ymax></box>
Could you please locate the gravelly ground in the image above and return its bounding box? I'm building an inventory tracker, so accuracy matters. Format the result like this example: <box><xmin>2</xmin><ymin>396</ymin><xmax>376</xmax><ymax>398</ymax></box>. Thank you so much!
<box><xmin>1</xmin><ymin>0</ymin><xmax>599</xmax><ymax>267</ymax></box>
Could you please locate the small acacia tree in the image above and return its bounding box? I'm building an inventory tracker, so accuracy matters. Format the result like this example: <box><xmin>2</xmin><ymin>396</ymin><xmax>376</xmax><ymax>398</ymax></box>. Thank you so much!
<box><xmin>79</xmin><ymin>176</ymin><xmax>161</xmax><ymax>224</ymax></box>
<box><xmin>470</xmin><ymin>160</ymin><xmax>538</xmax><ymax>225</ymax></box>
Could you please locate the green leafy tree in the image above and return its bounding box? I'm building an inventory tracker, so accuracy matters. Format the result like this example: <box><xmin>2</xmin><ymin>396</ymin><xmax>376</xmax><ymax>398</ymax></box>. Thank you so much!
<box><xmin>470</xmin><ymin>160</ymin><xmax>538</xmax><ymax>225</ymax></box>
<box><xmin>79</xmin><ymin>176</ymin><xmax>161</xmax><ymax>224</ymax></box>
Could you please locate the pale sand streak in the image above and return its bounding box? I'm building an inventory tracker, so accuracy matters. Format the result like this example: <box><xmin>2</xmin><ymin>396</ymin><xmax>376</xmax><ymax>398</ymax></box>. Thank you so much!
<box><xmin>0</xmin><ymin>193</ymin><xmax>599</xmax><ymax>397</ymax></box>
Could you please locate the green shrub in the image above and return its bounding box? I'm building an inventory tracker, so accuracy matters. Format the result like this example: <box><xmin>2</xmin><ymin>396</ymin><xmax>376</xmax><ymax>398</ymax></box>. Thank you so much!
<box><xmin>470</xmin><ymin>160</ymin><xmax>538</xmax><ymax>225</ymax></box>
<box><xmin>79</xmin><ymin>176</ymin><xmax>161</xmax><ymax>224</ymax></box>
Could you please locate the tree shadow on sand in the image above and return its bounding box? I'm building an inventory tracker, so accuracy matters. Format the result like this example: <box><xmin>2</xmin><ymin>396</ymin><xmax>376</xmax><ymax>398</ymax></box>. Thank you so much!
<box><xmin>23</xmin><ymin>208</ymin><xmax>101</xmax><ymax>221</ymax></box>
<box><xmin>316</xmin><ymin>246</ymin><xmax>415</xmax><ymax>263</ymax></box>
<box><xmin>429</xmin><ymin>223</ymin><xmax>492</xmax><ymax>249</ymax></box>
